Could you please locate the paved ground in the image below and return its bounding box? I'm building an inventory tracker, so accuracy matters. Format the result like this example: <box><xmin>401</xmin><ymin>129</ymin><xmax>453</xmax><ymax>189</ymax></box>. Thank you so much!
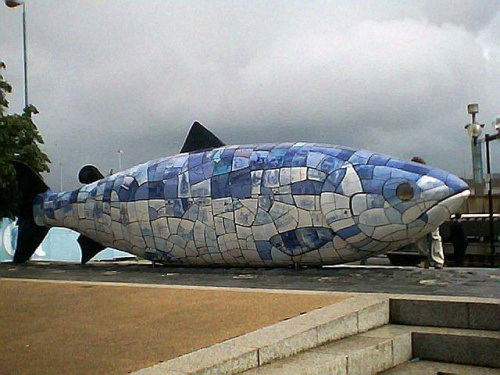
<box><xmin>0</xmin><ymin>278</ymin><xmax>347</xmax><ymax>375</ymax></box>
<box><xmin>1</xmin><ymin>258</ymin><xmax>499</xmax><ymax>298</ymax></box>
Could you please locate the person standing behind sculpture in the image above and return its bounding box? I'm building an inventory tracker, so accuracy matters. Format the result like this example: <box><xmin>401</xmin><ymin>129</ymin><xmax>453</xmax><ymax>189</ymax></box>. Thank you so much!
<box><xmin>411</xmin><ymin>156</ymin><xmax>445</xmax><ymax>269</ymax></box>
<box><xmin>450</xmin><ymin>213</ymin><xmax>468</xmax><ymax>267</ymax></box>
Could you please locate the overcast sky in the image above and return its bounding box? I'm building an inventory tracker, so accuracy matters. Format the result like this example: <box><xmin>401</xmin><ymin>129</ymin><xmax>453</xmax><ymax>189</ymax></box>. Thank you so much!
<box><xmin>2</xmin><ymin>0</ymin><xmax>500</xmax><ymax>190</ymax></box>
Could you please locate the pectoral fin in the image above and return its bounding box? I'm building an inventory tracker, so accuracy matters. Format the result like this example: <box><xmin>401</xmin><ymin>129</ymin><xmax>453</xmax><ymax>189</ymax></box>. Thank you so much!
<box><xmin>77</xmin><ymin>235</ymin><xmax>105</xmax><ymax>264</ymax></box>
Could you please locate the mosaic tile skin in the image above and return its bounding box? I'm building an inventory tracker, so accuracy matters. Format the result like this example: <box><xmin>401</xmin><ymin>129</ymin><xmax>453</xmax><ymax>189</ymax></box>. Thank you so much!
<box><xmin>33</xmin><ymin>143</ymin><xmax>470</xmax><ymax>266</ymax></box>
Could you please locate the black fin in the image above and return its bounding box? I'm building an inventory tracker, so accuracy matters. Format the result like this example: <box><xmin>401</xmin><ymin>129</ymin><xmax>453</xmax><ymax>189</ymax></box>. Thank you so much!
<box><xmin>78</xmin><ymin>165</ymin><xmax>104</xmax><ymax>184</ymax></box>
<box><xmin>180</xmin><ymin>122</ymin><xmax>225</xmax><ymax>153</ymax></box>
<box><xmin>77</xmin><ymin>234</ymin><xmax>105</xmax><ymax>264</ymax></box>
<box><xmin>11</xmin><ymin>161</ymin><xmax>50</xmax><ymax>263</ymax></box>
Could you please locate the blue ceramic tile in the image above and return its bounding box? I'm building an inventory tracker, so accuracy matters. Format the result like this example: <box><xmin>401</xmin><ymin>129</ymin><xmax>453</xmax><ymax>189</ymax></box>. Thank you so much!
<box><xmin>188</xmin><ymin>152</ymin><xmax>204</xmax><ymax>169</ymax></box>
<box><xmin>427</xmin><ymin>168</ymin><xmax>449</xmax><ymax>183</ymax></box>
<box><xmin>189</xmin><ymin>164</ymin><xmax>205</xmax><ymax>185</ymax></box>
<box><xmin>164</xmin><ymin>177</ymin><xmax>179</xmax><ymax>199</ymax></box>
<box><xmin>403</xmin><ymin>162</ymin><xmax>430</xmax><ymax>175</ymax></box>
<box><xmin>250</xmin><ymin>150</ymin><xmax>269</xmax><ymax>170</ymax></box>
<box><xmin>386</xmin><ymin>159</ymin><xmax>406</xmax><ymax>169</ymax></box>
<box><xmin>202</xmin><ymin>162</ymin><xmax>214</xmax><ymax>179</ymax></box>
<box><xmin>135</xmin><ymin>184</ymin><xmax>149</xmax><ymax>201</ymax></box>
<box><xmin>262</xmin><ymin>169</ymin><xmax>279</xmax><ymax>187</ymax></box>
<box><xmin>283</xmin><ymin>145</ymin><xmax>301</xmax><ymax>167</ymax></box>
<box><xmin>337</xmin><ymin>225</ymin><xmax>361</xmax><ymax>238</ymax></box>
<box><xmin>291</xmin><ymin>148</ymin><xmax>309</xmax><ymax>167</ymax></box>
<box><xmin>446</xmin><ymin>173</ymin><xmax>468</xmax><ymax>193</ymax></box>
<box><xmin>336</xmin><ymin>148</ymin><xmax>355</xmax><ymax>161</ymax></box>
<box><xmin>149</xmin><ymin>181</ymin><xmax>164</xmax><ymax>199</ymax></box>
<box><xmin>229</xmin><ymin>170</ymin><xmax>251</xmax><ymax>199</ymax></box>
<box><xmin>323</xmin><ymin>168</ymin><xmax>346</xmax><ymax>192</ymax></box>
<box><xmin>178</xmin><ymin>173</ymin><xmax>190</xmax><ymax>196</ymax></box>
<box><xmin>164</xmin><ymin>167</ymin><xmax>181</xmax><ymax>180</ymax></box>
<box><xmin>355</xmin><ymin>165</ymin><xmax>374</xmax><ymax>179</ymax></box>
<box><xmin>255</xmin><ymin>143</ymin><xmax>275</xmax><ymax>151</ymax></box>
<box><xmin>258</xmin><ymin>195</ymin><xmax>272</xmax><ymax>210</ymax></box>
<box><xmin>232</xmin><ymin>156</ymin><xmax>250</xmax><ymax>171</ymax></box>
<box><xmin>291</xmin><ymin>180</ymin><xmax>323</xmax><ymax>195</ymax></box>
<box><xmin>348</xmin><ymin>150</ymin><xmax>371</xmax><ymax>165</ymax></box>
<box><xmin>306</xmin><ymin>151</ymin><xmax>325</xmax><ymax>169</ymax></box>
<box><xmin>318</xmin><ymin>156</ymin><xmax>343</xmax><ymax>174</ymax></box>
<box><xmin>148</xmin><ymin>206</ymin><xmax>158</xmax><ymax>220</ymax></box>
<box><xmin>211</xmin><ymin>173</ymin><xmax>231</xmax><ymax>199</ymax></box>
<box><xmin>255</xmin><ymin>241</ymin><xmax>273</xmax><ymax>260</ymax></box>
<box><xmin>213</xmin><ymin>157</ymin><xmax>232</xmax><ymax>176</ymax></box>
<box><xmin>373</xmin><ymin>166</ymin><xmax>392</xmax><ymax>180</ymax></box>
<box><xmin>368</xmin><ymin>154</ymin><xmax>390</xmax><ymax>166</ymax></box>
<box><xmin>268</xmin><ymin>148</ymin><xmax>287</xmax><ymax>168</ymax></box>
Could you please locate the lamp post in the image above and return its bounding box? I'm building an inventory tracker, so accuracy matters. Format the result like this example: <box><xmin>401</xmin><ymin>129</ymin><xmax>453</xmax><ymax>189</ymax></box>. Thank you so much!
<box><xmin>485</xmin><ymin>119</ymin><xmax>500</xmax><ymax>266</ymax></box>
<box><xmin>465</xmin><ymin>104</ymin><xmax>499</xmax><ymax>266</ymax></box>
<box><xmin>4</xmin><ymin>0</ymin><xmax>28</xmax><ymax>110</ymax></box>
<box><xmin>465</xmin><ymin>104</ymin><xmax>485</xmax><ymax>195</ymax></box>
<box><xmin>59</xmin><ymin>162</ymin><xmax>63</xmax><ymax>191</ymax></box>
<box><xmin>117</xmin><ymin>149</ymin><xmax>123</xmax><ymax>171</ymax></box>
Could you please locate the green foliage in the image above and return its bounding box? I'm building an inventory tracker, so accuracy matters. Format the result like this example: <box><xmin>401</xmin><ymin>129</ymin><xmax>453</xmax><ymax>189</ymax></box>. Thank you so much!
<box><xmin>0</xmin><ymin>62</ymin><xmax>51</xmax><ymax>219</ymax></box>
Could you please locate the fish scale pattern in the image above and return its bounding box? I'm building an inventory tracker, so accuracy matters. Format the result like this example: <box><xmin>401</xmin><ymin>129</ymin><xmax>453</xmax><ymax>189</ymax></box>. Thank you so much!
<box><xmin>34</xmin><ymin>143</ymin><xmax>468</xmax><ymax>266</ymax></box>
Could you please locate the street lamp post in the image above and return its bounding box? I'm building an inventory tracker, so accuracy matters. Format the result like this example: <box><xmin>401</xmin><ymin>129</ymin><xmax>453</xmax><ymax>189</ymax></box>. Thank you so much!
<box><xmin>485</xmin><ymin>120</ymin><xmax>500</xmax><ymax>266</ymax></box>
<box><xmin>117</xmin><ymin>149</ymin><xmax>123</xmax><ymax>171</ymax></box>
<box><xmin>465</xmin><ymin>104</ymin><xmax>499</xmax><ymax>267</ymax></box>
<box><xmin>4</xmin><ymin>0</ymin><xmax>28</xmax><ymax>110</ymax></box>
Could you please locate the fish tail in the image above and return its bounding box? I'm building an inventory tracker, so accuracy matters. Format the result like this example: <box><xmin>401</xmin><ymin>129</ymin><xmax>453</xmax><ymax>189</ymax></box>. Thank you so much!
<box><xmin>11</xmin><ymin>161</ymin><xmax>50</xmax><ymax>263</ymax></box>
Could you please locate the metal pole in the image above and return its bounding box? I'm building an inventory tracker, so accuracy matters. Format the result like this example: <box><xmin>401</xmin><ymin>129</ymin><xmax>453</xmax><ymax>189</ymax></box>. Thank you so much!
<box><xmin>22</xmin><ymin>2</ymin><xmax>28</xmax><ymax>110</ymax></box>
<box><xmin>485</xmin><ymin>134</ymin><xmax>498</xmax><ymax>267</ymax></box>
<box><xmin>59</xmin><ymin>162</ymin><xmax>63</xmax><ymax>191</ymax></box>
<box><xmin>118</xmin><ymin>150</ymin><xmax>123</xmax><ymax>170</ymax></box>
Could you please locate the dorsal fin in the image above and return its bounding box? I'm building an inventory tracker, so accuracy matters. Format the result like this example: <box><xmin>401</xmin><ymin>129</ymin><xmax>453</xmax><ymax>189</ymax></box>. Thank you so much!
<box><xmin>78</xmin><ymin>165</ymin><xmax>104</xmax><ymax>184</ymax></box>
<box><xmin>180</xmin><ymin>122</ymin><xmax>225</xmax><ymax>153</ymax></box>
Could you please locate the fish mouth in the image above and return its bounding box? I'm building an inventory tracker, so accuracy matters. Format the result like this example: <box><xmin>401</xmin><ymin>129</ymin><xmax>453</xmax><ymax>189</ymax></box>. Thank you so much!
<box><xmin>425</xmin><ymin>189</ymin><xmax>471</xmax><ymax>226</ymax></box>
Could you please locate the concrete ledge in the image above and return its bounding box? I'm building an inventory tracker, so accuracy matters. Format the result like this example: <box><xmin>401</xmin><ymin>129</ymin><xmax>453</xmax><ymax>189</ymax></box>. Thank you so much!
<box><xmin>390</xmin><ymin>298</ymin><xmax>500</xmax><ymax>330</ymax></box>
<box><xmin>360</xmin><ymin>325</ymin><xmax>413</xmax><ymax>367</ymax></box>
<box><xmin>133</xmin><ymin>295</ymin><xmax>390</xmax><ymax>374</ymax></box>
<box><xmin>412</xmin><ymin>330</ymin><xmax>500</xmax><ymax>368</ymax></box>
<box><xmin>133</xmin><ymin>341</ymin><xmax>258</xmax><ymax>375</ymax></box>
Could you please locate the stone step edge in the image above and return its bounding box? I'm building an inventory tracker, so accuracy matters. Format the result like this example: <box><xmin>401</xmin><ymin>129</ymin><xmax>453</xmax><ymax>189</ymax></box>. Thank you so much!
<box><xmin>244</xmin><ymin>324</ymin><xmax>500</xmax><ymax>374</ymax></box>
<box><xmin>132</xmin><ymin>295</ymin><xmax>390</xmax><ymax>375</ymax></box>
<box><xmin>389</xmin><ymin>296</ymin><xmax>500</xmax><ymax>331</ymax></box>
<box><xmin>242</xmin><ymin>324</ymin><xmax>412</xmax><ymax>374</ymax></box>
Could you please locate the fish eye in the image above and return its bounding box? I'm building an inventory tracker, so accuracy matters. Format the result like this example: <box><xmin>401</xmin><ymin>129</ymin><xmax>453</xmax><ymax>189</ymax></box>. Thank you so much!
<box><xmin>396</xmin><ymin>183</ymin><xmax>414</xmax><ymax>201</ymax></box>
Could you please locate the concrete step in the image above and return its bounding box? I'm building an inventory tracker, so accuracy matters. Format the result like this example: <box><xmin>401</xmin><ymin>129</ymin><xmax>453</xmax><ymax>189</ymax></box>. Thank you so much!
<box><xmin>410</xmin><ymin>326</ymin><xmax>500</xmax><ymax>368</ymax></box>
<box><xmin>133</xmin><ymin>295</ymin><xmax>389</xmax><ymax>374</ymax></box>
<box><xmin>382</xmin><ymin>360</ymin><xmax>500</xmax><ymax>374</ymax></box>
<box><xmin>133</xmin><ymin>295</ymin><xmax>500</xmax><ymax>374</ymax></box>
<box><xmin>242</xmin><ymin>324</ymin><xmax>500</xmax><ymax>374</ymax></box>
<box><xmin>243</xmin><ymin>325</ymin><xmax>412</xmax><ymax>374</ymax></box>
<box><xmin>390</xmin><ymin>296</ymin><xmax>500</xmax><ymax>330</ymax></box>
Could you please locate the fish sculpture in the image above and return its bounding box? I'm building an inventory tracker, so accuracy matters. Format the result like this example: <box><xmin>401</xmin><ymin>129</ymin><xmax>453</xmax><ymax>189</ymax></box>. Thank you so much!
<box><xmin>12</xmin><ymin>122</ymin><xmax>470</xmax><ymax>267</ymax></box>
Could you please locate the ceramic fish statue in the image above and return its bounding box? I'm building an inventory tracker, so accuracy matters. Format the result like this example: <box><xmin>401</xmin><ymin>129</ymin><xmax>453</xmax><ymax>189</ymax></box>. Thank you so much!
<box><xmin>12</xmin><ymin>122</ymin><xmax>470</xmax><ymax>267</ymax></box>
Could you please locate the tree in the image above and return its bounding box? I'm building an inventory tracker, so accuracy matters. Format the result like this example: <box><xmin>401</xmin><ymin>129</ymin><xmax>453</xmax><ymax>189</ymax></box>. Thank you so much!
<box><xmin>0</xmin><ymin>62</ymin><xmax>50</xmax><ymax>219</ymax></box>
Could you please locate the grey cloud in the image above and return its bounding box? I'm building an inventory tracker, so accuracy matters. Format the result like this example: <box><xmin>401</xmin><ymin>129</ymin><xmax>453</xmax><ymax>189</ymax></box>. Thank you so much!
<box><xmin>1</xmin><ymin>1</ymin><xmax>499</xmax><ymax>190</ymax></box>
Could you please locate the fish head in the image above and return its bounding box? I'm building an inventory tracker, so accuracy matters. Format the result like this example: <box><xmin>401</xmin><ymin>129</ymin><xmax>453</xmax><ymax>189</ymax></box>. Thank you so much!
<box><xmin>321</xmin><ymin>154</ymin><xmax>470</xmax><ymax>251</ymax></box>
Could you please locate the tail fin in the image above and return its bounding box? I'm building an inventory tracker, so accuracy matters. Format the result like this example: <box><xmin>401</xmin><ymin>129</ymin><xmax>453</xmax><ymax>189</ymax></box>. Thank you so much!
<box><xmin>11</xmin><ymin>161</ymin><xmax>50</xmax><ymax>263</ymax></box>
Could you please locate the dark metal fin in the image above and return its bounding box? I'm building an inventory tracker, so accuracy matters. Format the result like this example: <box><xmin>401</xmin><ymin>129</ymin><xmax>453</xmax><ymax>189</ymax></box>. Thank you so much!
<box><xmin>78</xmin><ymin>165</ymin><xmax>104</xmax><ymax>184</ymax></box>
<box><xmin>77</xmin><ymin>234</ymin><xmax>106</xmax><ymax>264</ymax></box>
<box><xmin>11</xmin><ymin>161</ymin><xmax>50</xmax><ymax>263</ymax></box>
<box><xmin>180</xmin><ymin>122</ymin><xmax>225</xmax><ymax>153</ymax></box>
